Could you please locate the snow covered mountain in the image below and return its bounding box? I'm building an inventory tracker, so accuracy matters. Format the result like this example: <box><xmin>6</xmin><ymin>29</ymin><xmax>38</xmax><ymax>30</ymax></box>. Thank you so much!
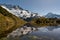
<box><xmin>45</xmin><ymin>12</ymin><xmax>60</xmax><ymax>18</ymax></box>
<box><xmin>0</xmin><ymin>4</ymin><xmax>38</xmax><ymax>19</ymax></box>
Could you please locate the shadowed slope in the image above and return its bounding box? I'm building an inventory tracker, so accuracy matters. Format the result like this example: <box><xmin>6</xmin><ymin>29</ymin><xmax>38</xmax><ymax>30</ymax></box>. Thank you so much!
<box><xmin>0</xmin><ymin>6</ymin><xmax>26</xmax><ymax>38</ymax></box>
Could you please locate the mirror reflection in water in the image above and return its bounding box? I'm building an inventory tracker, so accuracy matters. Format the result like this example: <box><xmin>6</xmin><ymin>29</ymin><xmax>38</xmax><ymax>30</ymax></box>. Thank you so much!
<box><xmin>7</xmin><ymin>24</ymin><xmax>60</xmax><ymax>40</ymax></box>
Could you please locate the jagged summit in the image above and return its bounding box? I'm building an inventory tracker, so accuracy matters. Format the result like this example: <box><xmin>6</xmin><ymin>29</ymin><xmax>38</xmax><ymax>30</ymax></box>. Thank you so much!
<box><xmin>0</xmin><ymin>4</ymin><xmax>23</xmax><ymax>9</ymax></box>
<box><xmin>0</xmin><ymin>4</ymin><xmax>38</xmax><ymax>20</ymax></box>
<box><xmin>45</xmin><ymin>12</ymin><xmax>60</xmax><ymax>18</ymax></box>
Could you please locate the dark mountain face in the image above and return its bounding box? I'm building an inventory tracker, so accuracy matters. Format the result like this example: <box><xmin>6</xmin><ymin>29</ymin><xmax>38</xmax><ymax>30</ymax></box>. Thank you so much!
<box><xmin>45</xmin><ymin>12</ymin><xmax>60</xmax><ymax>18</ymax></box>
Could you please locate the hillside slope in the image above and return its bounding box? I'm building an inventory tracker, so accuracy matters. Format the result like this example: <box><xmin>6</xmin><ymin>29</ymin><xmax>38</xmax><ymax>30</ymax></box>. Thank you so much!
<box><xmin>0</xmin><ymin>6</ymin><xmax>26</xmax><ymax>38</ymax></box>
<box><xmin>0</xmin><ymin>4</ymin><xmax>38</xmax><ymax>20</ymax></box>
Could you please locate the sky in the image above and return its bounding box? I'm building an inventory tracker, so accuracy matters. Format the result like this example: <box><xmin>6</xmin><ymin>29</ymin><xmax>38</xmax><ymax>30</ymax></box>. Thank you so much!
<box><xmin>0</xmin><ymin>0</ymin><xmax>60</xmax><ymax>16</ymax></box>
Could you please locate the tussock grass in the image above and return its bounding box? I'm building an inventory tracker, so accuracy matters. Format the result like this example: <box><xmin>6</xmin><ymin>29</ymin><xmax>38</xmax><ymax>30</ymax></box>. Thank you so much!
<box><xmin>0</xmin><ymin>6</ymin><xmax>26</xmax><ymax>38</ymax></box>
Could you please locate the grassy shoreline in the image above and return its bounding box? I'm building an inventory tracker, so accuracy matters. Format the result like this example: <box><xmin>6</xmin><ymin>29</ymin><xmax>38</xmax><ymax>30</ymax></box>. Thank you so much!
<box><xmin>0</xmin><ymin>6</ymin><xmax>26</xmax><ymax>38</ymax></box>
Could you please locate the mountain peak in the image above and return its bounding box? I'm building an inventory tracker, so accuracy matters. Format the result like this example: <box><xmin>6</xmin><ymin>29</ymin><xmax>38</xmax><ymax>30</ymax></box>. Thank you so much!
<box><xmin>0</xmin><ymin>4</ymin><xmax>38</xmax><ymax>20</ymax></box>
<box><xmin>47</xmin><ymin>12</ymin><xmax>53</xmax><ymax>15</ymax></box>
<box><xmin>45</xmin><ymin>12</ymin><xmax>60</xmax><ymax>18</ymax></box>
<box><xmin>0</xmin><ymin>4</ymin><xmax>23</xmax><ymax>10</ymax></box>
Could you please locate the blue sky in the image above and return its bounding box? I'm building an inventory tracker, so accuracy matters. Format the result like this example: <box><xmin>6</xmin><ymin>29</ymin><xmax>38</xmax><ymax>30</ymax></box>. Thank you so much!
<box><xmin>0</xmin><ymin>0</ymin><xmax>60</xmax><ymax>16</ymax></box>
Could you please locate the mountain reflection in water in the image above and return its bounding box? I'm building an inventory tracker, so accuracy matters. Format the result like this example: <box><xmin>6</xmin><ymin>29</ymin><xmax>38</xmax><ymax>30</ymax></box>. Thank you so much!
<box><xmin>7</xmin><ymin>24</ymin><xmax>60</xmax><ymax>40</ymax></box>
<box><xmin>7</xmin><ymin>24</ymin><xmax>38</xmax><ymax>38</ymax></box>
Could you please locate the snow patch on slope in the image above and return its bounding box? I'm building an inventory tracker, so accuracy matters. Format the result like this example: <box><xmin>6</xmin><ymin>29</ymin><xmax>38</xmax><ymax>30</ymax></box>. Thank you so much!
<box><xmin>1</xmin><ymin>5</ymin><xmax>38</xmax><ymax>19</ymax></box>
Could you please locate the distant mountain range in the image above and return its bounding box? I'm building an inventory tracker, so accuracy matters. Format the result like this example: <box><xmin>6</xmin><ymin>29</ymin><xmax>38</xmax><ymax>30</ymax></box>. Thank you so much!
<box><xmin>0</xmin><ymin>4</ymin><xmax>38</xmax><ymax>21</ymax></box>
<box><xmin>45</xmin><ymin>12</ymin><xmax>60</xmax><ymax>18</ymax></box>
<box><xmin>1</xmin><ymin>4</ymin><xmax>60</xmax><ymax>39</ymax></box>
<box><xmin>0</xmin><ymin>4</ymin><xmax>60</xmax><ymax>21</ymax></box>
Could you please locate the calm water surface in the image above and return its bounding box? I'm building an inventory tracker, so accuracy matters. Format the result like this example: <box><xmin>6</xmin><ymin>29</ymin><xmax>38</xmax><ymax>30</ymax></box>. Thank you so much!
<box><xmin>8</xmin><ymin>24</ymin><xmax>60</xmax><ymax>40</ymax></box>
<box><xmin>20</xmin><ymin>26</ymin><xmax>60</xmax><ymax>40</ymax></box>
